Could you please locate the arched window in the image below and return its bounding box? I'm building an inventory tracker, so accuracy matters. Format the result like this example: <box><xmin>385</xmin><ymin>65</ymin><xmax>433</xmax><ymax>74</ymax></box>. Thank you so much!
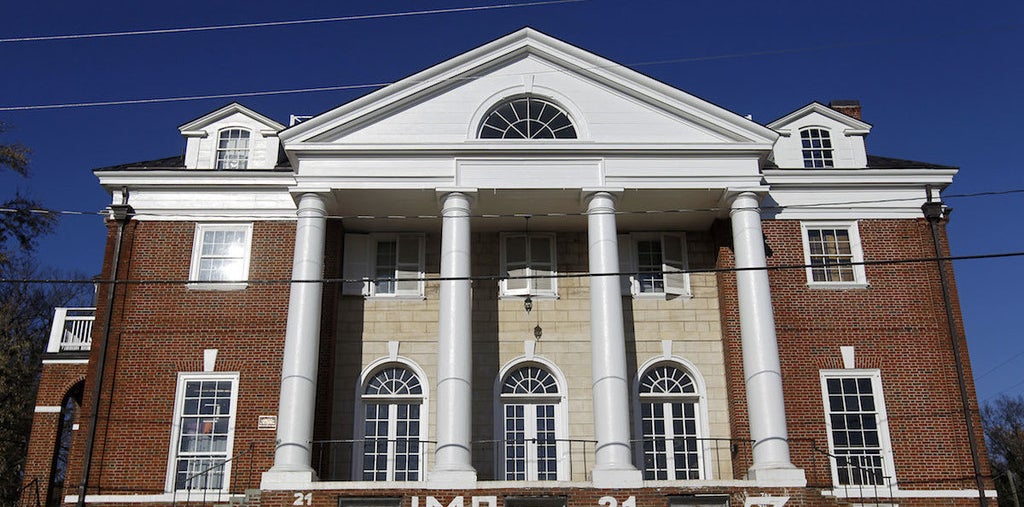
<box><xmin>215</xmin><ymin>128</ymin><xmax>251</xmax><ymax>169</ymax></box>
<box><xmin>479</xmin><ymin>96</ymin><xmax>577</xmax><ymax>139</ymax></box>
<box><xmin>360</xmin><ymin>366</ymin><xmax>423</xmax><ymax>481</ymax></box>
<box><xmin>800</xmin><ymin>127</ymin><xmax>834</xmax><ymax>168</ymax></box>
<box><xmin>47</xmin><ymin>382</ymin><xmax>83</xmax><ymax>507</ymax></box>
<box><xmin>639</xmin><ymin>364</ymin><xmax>703</xmax><ymax>480</ymax></box>
<box><xmin>500</xmin><ymin>365</ymin><xmax>562</xmax><ymax>480</ymax></box>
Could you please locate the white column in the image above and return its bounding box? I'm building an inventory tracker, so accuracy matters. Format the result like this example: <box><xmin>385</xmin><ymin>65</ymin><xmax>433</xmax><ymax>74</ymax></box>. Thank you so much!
<box><xmin>729</xmin><ymin>191</ymin><xmax>805</xmax><ymax>484</ymax></box>
<box><xmin>430</xmin><ymin>190</ymin><xmax>477</xmax><ymax>486</ymax></box>
<box><xmin>585</xmin><ymin>190</ymin><xmax>642</xmax><ymax>487</ymax></box>
<box><xmin>263</xmin><ymin>193</ymin><xmax>327</xmax><ymax>486</ymax></box>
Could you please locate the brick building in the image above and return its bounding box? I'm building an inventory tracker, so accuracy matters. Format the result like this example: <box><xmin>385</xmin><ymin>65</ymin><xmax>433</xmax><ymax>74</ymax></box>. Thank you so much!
<box><xmin>23</xmin><ymin>28</ymin><xmax>992</xmax><ymax>507</ymax></box>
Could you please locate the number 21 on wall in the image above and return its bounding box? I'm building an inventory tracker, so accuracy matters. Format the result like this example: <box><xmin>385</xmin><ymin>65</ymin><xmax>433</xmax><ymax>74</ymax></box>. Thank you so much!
<box><xmin>599</xmin><ymin>496</ymin><xmax>636</xmax><ymax>507</ymax></box>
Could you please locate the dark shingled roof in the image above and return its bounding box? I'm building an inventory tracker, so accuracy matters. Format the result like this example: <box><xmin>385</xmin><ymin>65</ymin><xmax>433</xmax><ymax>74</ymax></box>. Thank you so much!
<box><xmin>95</xmin><ymin>154</ymin><xmax>293</xmax><ymax>172</ymax></box>
<box><xmin>764</xmin><ymin>154</ymin><xmax>957</xmax><ymax>170</ymax></box>
<box><xmin>866</xmin><ymin>155</ymin><xmax>957</xmax><ymax>169</ymax></box>
<box><xmin>96</xmin><ymin>154</ymin><xmax>952</xmax><ymax>172</ymax></box>
<box><xmin>95</xmin><ymin>155</ymin><xmax>185</xmax><ymax>171</ymax></box>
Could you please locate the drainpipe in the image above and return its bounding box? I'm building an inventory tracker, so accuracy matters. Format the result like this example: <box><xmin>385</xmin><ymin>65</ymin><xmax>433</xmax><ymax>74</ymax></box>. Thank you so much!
<box><xmin>76</xmin><ymin>195</ymin><xmax>133</xmax><ymax>507</ymax></box>
<box><xmin>922</xmin><ymin>187</ymin><xmax>987</xmax><ymax>506</ymax></box>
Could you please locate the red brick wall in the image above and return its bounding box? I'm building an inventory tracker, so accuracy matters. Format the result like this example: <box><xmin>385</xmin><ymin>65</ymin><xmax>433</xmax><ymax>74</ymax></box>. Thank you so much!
<box><xmin>718</xmin><ymin>217</ymin><xmax>992</xmax><ymax>491</ymax></box>
<box><xmin>65</xmin><ymin>219</ymin><xmax>293</xmax><ymax>497</ymax></box>
<box><xmin>22</xmin><ymin>365</ymin><xmax>86</xmax><ymax>502</ymax></box>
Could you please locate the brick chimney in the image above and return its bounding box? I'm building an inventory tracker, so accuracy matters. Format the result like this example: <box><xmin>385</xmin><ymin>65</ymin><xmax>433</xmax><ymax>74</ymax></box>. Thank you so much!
<box><xmin>829</xmin><ymin>100</ymin><xmax>862</xmax><ymax>120</ymax></box>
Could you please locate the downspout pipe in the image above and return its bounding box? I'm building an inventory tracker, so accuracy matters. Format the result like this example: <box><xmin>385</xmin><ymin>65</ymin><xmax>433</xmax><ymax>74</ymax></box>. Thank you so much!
<box><xmin>76</xmin><ymin>201</ymin><xmax>133</xmax><ymax>507</ymax></box>
<box><xmin>922</xmin><ymin>189</ymin><xmax>987</xmax><ymax>506</ymax></box>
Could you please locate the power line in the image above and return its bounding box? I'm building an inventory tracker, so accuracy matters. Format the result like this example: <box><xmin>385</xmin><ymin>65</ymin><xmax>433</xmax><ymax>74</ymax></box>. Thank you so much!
<box><xmin>3</xmin><ymin>188</ymin><xmax>1023</xmax><ymax>222</ymax></box>
<box><xmin>2</xmin><ymin>22</ymin><xmax>1018</xmax><ymax>112</ymax></box>
<box><xmin>0</xmin><ymin>0</ymin><xmax>586</xmax><ymax>44</ymax></box>
<box><xmin>3</xmin><ymin>250</ymin><xmax>1023</xmax><ymax>285</ymax></box>
<box><xmin>975</xmin><ymin>348</ymin><xmax>1024</xmax><ymax>381</ymax></box>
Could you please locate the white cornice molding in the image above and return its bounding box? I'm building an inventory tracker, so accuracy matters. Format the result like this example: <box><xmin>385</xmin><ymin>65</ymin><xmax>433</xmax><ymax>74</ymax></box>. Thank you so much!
<box><xmin>763</xmin><ymin>168</ymin><xmax>957</xmax><ymax>187</ymax></box>
<box><xmin>94</xmin><ymin>170</ymin><xmax>297</xmax><ymax>189</ymax></box>
<box><xmin>286</xmin><ymin>142</ymin><xmax>775</xmax><ymax>156</ymax></box>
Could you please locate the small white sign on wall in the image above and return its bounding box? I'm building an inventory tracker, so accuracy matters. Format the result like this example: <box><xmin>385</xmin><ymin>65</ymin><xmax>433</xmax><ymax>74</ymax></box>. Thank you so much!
<box><xmin>258</xmin><ymin>415</ymin><xmax>277</xmax><ymax>430</ymax></box>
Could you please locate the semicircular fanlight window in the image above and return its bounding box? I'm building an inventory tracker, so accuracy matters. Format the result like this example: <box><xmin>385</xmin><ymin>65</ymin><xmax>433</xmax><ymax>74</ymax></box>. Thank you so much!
<box><xmin>479</xmin><ymin>96</ymin><xmax>577</xmax><ymax>139</ymax></box>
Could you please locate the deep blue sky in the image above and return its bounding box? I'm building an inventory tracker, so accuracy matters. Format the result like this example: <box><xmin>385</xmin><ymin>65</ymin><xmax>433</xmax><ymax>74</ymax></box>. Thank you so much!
<box><xmin>2</xmin><ymin>0</ymin><xmax>1022</xmax><ymax>402</ymax></box>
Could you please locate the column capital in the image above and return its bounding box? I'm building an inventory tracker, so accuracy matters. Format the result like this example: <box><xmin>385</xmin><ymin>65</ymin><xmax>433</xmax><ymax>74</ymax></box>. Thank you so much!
<box><xmin>581</xmin><ymin>187</ymin><xmax>624</xmax><ymax>206</ymax></box>
<box><xmin>724</xmin><ymin>188</ymin><xmax>768</xmax><ymax>205</ymax></box>
<box><xmin>436</xmin><ymin>187</ymin><xmax>477</xmax><ymax>202</ymax></box>
<box><xmin>288</xmin><ymin>190</ymin><xmax>336</xmax><ymax>213</ymax></box>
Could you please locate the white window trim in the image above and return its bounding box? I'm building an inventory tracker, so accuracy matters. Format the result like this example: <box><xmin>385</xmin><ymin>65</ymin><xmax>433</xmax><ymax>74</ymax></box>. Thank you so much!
<box><xmin>820</xmin><ymin>368</ymin><xmax>897</xmax><ymax>490</ymax></box>
<box><xmin>342</xmin><ymin>233</ymin><xmax>426</xmax><ymax>299</ymax></box>
<box><xmin>493</xmin><ymin>357</ymin><xmax>570</xmax><ymax>482</ymax></box>
<box><xmin>165</xmin><ymin>371</ymin><xmax>239</xmax><ymax>494</ymax></box>
<box><xmin>799</xmin><ymin>126</ymin><xmax>835</xmax><ymax>168</ymax></box>
<box><xmin>619</xmin><ymin>232</ymin><xmax>691</xmax><ymax>298</ymax></box>
<box><xmin>801</xmin><ymin>221</ymin><xmax>868</xmax><ymax>289</ymax></box>
<box><xmin>352</xmin><ymin>358</ymin><xmax>429</xmax><ymax>482</ymax></box>
<box><xmin>188</xmin><ymin>223</ymin><xmax>253</xmax><ymax>291</ymax></box>
<box><xmin>632</xmin><ymin>356</ymin><xmax>712</xmax><ymax>481</ymax></box>
<box><xmin>214</xmin><ymin>128</ymin><xmax>252</xmax><ymax>170</ymax></box>
<box><xmin>499</xmin><ymin>233</ymin><xmax>558</xmax><ymax>298</ymax></box>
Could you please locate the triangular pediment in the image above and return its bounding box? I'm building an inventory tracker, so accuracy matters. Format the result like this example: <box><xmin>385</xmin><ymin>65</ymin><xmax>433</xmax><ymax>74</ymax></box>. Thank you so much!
<box><xmin>767</xmin><ymin>102</ymin><xmax>872</xmax><ymax>134</ymax></box>
<box><xmin>179</xmin><ymin>102</ymin><xmax>285</xmax><ymax>135</ymax></box>
<box><xmin>280</xmin><ymin>28</ymin><xmax>778</xmax><ymax>149</ymax></box>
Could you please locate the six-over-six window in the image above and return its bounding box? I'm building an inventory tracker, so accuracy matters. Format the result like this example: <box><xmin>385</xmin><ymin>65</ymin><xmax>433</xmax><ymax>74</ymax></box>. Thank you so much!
<box><xmin>189</xmin><ymin>223</ymin><xmax>253</xmax><ymax>289</ymax></box>
<box><xmin>801</xmin><ymin>221</ymin><xmax>867</xmax><ymax>287</ymax></box>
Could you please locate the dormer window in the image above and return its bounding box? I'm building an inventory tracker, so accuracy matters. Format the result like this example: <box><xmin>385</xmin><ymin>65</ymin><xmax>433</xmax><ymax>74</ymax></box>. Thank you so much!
<box><xmin>479</xmin><ymin>96</ymin><xmax>576</xmax><ymax>139</ymax></box>
<box><xmin>215</xmin><ymin>128</ymin><xmax>251</xmax><ymax>169</ymax></box>
<box><xmin>800</xmin><ymin>128</ymin><xmax>834</xmax><ymax>168</ymax></box>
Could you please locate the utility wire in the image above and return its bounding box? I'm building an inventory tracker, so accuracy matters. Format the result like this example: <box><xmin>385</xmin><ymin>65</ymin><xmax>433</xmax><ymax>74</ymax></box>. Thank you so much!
<box><xmin>2</xmin><ymin>188</ymin><xmax>1022</xmax><ymax>221</ymax></box>
<box><xmin>3</xmin><ymin>250</ymin><xmax>1023</xmax><ymax>285</ymax></box>
<box><xmin>2</xmin><ymin>22</ymin><xmax>1018</xmax><ymax>111</ymax></box>
<box><xmin>975</xmin><ymin>348</ymin><xmax>1024</xmax><ymax>380</ymax></box>
<box><xmin>0</xmin><ymin>0</ymin><xmax>586</xmax><ymax>43</ymax></box>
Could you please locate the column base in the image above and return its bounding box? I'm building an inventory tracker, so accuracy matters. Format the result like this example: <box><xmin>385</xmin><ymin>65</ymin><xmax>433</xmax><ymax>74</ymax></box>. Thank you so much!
<box><xmin>260</xmin><ymin>467</ymin><xmax>318</xmax><ymax>489</ymax></box>
<box><xmin>746</xmin><ymin>465</ymin><xmax>807</xmax><ymax>487</ymax></box>
<box><xmin>592</xmin><ymin>467</ymin><xmax>643</xmax><ymax>488</ymax></box>
<box><xmin>427</xmin><ymin>469</ymin><xmax>477</xmax><ymax>488</ymax></box>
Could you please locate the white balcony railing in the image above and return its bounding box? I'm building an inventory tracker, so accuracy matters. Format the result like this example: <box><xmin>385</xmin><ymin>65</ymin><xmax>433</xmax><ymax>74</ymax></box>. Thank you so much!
<box><xmin>46</xmin><ymin>307</ymin><xmax>95</xmax><ymax>353</ymax></box>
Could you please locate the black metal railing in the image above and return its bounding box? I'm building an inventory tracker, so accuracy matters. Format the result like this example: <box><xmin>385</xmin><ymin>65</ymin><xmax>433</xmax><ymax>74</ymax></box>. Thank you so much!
<box><xmin>15</xmin><ymin>478</ymin><xmax>41</xmax><ymax>507</ymax></box>
<box><xmin>169</xmin><ymin>442</ymin><xmax>257</xmax><ymax>507</ymax></box>
<box><xmin>631</xmin><ymin>437</ymin><xmax>751</xmax><ymax>481</ymax></box>
<box><xmin>809</xmin><ymin>441</ymin><xmax>897</xmax><ymax>500</ymax></box>
<box><xmin>311</xmin><ymin>439</ymin><xmax>435</xmax><ymax>482</ymax></box>
<box><xmin>311</xmin><ymin>436</ymin><xmax>752</xmax><ymax>482</ymax></box>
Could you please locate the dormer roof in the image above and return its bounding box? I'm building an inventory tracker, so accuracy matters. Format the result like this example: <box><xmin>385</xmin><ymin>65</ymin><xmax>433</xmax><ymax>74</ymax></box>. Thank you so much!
<box><xmin>179</xmin><ymin>102</ymin><xmax>285</xmax><ymax>136</ymax></box>
<box><xmin>767</xmin><ymin>101</ymin><xmax>872</xmax><ymax>135</ymax></box>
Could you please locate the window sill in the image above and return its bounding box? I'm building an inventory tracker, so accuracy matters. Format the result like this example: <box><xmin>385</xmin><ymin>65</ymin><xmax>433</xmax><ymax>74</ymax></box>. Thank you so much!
<box><xmin>631</xmin><ymin>292</ymin><xmax>693</xmax><ymax>300</ymax></box>
<box><xmin>498</xmin><ymin>294</ymin><xmax>559</xmax><ymax>300</ymax></box>
<box><xmin>187</xmin><ymin>282</ymin><xmax>248</xmax><ymax>291</ymax></box>
<box><xmin>365</xmin><ymin>294</ymin><xmax>426</xmax><ymax>301</ymax></box>
<box><xmin>806</xmin><ymin>282</ymin><xmax>870</xmax><ymax>290</ymax></box>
